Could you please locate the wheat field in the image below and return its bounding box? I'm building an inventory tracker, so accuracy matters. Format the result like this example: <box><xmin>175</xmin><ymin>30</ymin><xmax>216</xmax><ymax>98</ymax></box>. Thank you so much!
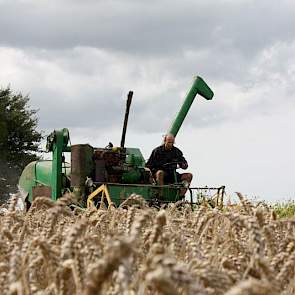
<box><xmin>0</xmin><ymin>193</ymin><xmax>294</xmax><ymax>295</ymax></box>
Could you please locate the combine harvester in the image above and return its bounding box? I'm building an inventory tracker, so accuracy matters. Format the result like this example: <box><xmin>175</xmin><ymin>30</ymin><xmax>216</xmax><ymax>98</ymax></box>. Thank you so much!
<box><xmin>19</xmin><ymin>76</ymin><xmax>225</xmax><ymax>209</ymax></box>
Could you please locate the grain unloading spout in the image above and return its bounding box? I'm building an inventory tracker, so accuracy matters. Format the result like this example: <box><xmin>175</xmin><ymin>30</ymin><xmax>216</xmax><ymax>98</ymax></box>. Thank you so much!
<box><xmin>167</xmin><ymin>76</ymin><xmax>214</xmax><ymax>137</ymax></box>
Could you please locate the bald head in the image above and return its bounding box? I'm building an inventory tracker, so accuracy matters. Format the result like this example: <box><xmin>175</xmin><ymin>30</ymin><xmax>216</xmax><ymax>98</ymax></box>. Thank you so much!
<box><xmin>164</xmin><ymin>133</ymin><xmax>175</xmax><ymax>150</ymax></box>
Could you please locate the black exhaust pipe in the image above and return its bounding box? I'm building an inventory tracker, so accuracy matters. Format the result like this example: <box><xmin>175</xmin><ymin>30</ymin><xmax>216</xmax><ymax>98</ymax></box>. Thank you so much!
<box><xmin>120</xmin><ymin>91</ymin><xmax>133</xmax><ymax>149</ymax></box>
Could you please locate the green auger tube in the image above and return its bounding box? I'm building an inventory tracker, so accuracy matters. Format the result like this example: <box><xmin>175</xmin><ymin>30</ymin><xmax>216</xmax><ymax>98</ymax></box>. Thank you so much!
<box><xmin>168</xmin><ymin>76</ymin><xmax>214</xmax><ymax>137</ymax></box>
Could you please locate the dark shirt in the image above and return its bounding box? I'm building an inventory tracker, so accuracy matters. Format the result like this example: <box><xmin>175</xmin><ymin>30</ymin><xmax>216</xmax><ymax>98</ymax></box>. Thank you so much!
<box><xmin>146</xmin><ymin>145</ymin><xmax>188</xmax><ymax>175</ymax></box>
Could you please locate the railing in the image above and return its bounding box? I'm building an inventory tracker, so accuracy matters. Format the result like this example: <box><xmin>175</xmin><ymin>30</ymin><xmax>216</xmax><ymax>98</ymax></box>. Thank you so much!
<box><xmin>189</xmin><ymin>186</ymin><xmax>226</xmax><ymax>208</ymax></box>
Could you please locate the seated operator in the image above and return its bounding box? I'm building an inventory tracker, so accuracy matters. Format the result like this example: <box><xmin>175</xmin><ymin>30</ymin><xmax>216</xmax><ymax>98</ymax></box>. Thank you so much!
<box><xmin>146</xmin><ymin>133</ymin><xmax>192</xmax><ymax>197</ymax></box>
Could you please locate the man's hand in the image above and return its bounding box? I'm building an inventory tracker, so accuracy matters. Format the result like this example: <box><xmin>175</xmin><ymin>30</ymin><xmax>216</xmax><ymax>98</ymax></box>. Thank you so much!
<box><xmin>180</xmin><ymin>162</ymin><xmax>188</xmax><ymax>169</ymax></box>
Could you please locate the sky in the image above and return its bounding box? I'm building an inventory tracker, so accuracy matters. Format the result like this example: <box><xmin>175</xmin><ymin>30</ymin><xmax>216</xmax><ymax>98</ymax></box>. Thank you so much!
<box><xmin>0</xmin><ymin>0</ymin><xmax>294</xmax><ymax>202</ymax></box>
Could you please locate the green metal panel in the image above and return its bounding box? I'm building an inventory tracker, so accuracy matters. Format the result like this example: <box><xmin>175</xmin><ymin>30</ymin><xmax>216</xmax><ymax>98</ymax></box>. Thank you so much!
<box><xmin>121</xmin><ymin>169</ymin><xmax>141</xmax><ymax>184</ymax></box>
<box><xmin>19</xmin><ymin>161</ymin><xmax>37</xmax><ymax>202</ymax></box>
<box><xmin>107</xmin><ymin>183</ymin><xmax>181</xmax><ymax>207</ymax></box>
<box><xmin>47</xmin><ymin>128</ymin><xmax>70</xmax><ymax>200</ymax></box>
<box><xmin>122</xmin><ymin>147</ymin><xmax>146</xmax><ymax>183</ymax></box>
<box><xmin>125</xmin><ymin>147</ymin><xmax>145</xmax><ymax>166</ymax></box>
<box><xmin>18</xmin><ymin>160</ymin><xmax>70</xmax><ymax>202</ymax></box>
<box><xmin>19</xmin><ymin>160</ymin><xmax>51</xmax><ymax>202</ymax></box>
<box><xmin>35</xmin><ymin>161</ymin><xmax>53</xmax><ymax>187</ymax></box>
<box><xmin>52</xmin><ymin>132</ymin><xmax>63</xmax><ymax>200</ymax></box>
<box><xmin>168</xmin><ymin>76</ymin><xmax>214</xmax><ymax>137</ymax></box>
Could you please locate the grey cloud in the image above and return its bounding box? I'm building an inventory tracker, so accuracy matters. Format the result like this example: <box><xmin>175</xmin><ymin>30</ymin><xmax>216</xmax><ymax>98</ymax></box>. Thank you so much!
<box><xmin>1</xmin><ymin>0</ymin><xmax>295</xmax><ymax>137</ymax></box>
<box><xmin>31</xmin><ymin>85</ymin><xmax>123</xmax><ymax>129</ymax></box>
<box><xmin>1</xmin><ymin>0</ymin><xmax>294</xmax><ymax>59</ymax></box>
<box><xmin>2</xmin><ymin>41</ymin><xmax>293</xmax><ymax>136</ymax></box>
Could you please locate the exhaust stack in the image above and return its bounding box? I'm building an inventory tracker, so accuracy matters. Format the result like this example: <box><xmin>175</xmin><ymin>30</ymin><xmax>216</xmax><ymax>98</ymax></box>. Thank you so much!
<box><xmin>120</xmin><ymin>91</ymin><xmax>133</xmax><ymax>148</ymax></box>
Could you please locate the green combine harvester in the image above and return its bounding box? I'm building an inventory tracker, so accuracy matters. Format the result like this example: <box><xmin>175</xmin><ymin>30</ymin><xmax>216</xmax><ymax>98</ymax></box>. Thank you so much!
<box><xmin>19</xmin><ymin>76</ymin><xmax>224</xmax><ymax>208</ymax></box>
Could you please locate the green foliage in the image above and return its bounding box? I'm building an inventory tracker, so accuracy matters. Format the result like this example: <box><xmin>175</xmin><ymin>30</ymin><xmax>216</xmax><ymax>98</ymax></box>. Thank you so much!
<box><xmin>0</xmin><ymin>87</ymin><xmax>42</xmax><ymax>200</ymax></box>
<box><xmin>273</xmin><ymin>201</ymin><xmax>295</xmax><ymax>218</ymax></box>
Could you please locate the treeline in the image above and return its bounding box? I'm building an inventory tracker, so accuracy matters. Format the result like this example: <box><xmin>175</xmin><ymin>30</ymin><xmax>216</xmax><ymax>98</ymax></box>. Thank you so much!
<box><xmin>0</xmin><ymin>87</ymin><xmax>42</xmax><ymax>202</ymax></box>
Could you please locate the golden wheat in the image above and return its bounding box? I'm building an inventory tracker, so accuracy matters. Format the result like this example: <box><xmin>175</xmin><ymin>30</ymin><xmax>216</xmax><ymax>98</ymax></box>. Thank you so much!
<box><xmin>0</xmin><ymin>192</ymin><xmax>295</xmax><ymax>294</ymax></box>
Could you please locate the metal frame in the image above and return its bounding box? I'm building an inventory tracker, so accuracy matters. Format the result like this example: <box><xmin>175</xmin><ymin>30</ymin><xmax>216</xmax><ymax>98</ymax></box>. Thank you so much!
<box><xmin>87</xmin><ymin>182</ymin><xmax>225</xmax><ymax>209</ymax></box>
<box><xmin>87</xmin><ymin>184</ymin><xmax>115</xmax><ymax>209</ymax></box>
<box><xmin>189</xmin><ymin>186</ymin><xmax>226</xmax><ymax>208</ymax></box>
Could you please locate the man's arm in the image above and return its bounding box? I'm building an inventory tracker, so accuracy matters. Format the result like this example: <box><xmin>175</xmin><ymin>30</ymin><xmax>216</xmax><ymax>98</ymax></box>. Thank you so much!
<box><xmin>175</xmin><ymin>148</ymin><xmax>188</xmax><ymax>169</ymax></box>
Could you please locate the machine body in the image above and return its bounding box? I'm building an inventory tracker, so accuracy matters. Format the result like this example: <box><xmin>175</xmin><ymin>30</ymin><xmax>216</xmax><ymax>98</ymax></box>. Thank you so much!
<box><xmin>19</xmin><ymin>76</ymin><xmax>215</xmax><ymax>207</ymax></box>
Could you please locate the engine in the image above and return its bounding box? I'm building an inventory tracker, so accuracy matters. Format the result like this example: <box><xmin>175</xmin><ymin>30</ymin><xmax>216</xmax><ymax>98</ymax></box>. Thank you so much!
<box><xmin>70</xmin><ymin>143</ymin><xmax>151</xmax><ymax>200</ymax></box>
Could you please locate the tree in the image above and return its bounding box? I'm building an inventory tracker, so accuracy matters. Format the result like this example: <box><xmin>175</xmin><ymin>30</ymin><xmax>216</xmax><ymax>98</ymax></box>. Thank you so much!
<box><xmin>0</xmin><ymin>87</ymin><xmax>42</xmax><ymax>202</ymax></box>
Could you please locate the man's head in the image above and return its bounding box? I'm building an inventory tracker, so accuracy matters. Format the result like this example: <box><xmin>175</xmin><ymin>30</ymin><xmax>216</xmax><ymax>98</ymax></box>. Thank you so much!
<box><xmin>163</xmin><ymin>134</ymin><xmax>175</xmax><ymax>150</ymax></box>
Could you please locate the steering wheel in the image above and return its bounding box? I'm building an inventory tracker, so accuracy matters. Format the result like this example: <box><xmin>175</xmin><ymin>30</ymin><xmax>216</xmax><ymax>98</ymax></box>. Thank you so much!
<box><xmin>162</xmin><ymin>161</ymin><xmax>182</xmax><ymax>170</ymax></box>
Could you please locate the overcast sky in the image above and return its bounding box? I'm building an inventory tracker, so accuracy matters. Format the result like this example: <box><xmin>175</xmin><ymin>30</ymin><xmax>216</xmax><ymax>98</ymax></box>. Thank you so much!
<box><xmin>0</xmin><ymin>0</ymin><xmax>294</xmax><ymax>201</ymax></box>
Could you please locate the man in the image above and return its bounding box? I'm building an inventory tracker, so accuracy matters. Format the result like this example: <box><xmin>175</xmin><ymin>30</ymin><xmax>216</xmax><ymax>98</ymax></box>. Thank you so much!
<box><xmin>146</xmin><ymin>134</ymin><xmax>192</xmax><ymax>197</ymax></box>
